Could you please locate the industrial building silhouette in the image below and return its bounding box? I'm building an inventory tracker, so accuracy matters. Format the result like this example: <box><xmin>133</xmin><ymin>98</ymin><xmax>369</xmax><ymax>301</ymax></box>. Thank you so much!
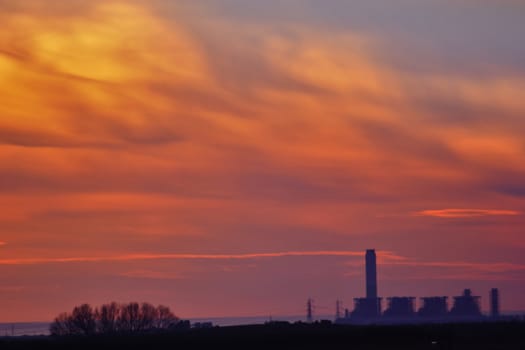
<box><xmin>337</xmin><ymin>249</ymin><xmax>501</xmax><ymax>324</ymax></box>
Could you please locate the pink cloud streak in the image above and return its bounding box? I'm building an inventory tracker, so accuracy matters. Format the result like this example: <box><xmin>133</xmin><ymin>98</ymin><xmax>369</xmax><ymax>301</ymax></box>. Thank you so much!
<box><xmin>346</xmin><ymin>256</ymin><xmax>525</xmax><ymax>281</ymax></box>
<box><xmin>0</xmin><ymin>250</ymin><xmax>387</xmax><ymax>266</ymax></box>
<box><xmin>414</xmin><ymin>208</ymin><xmax>521</xmax><ymax>218</ymax></box>
<box><xmin>387</xmin><ymin>260</ymin><xmax>525</xmax><ymax>273</ymax></box>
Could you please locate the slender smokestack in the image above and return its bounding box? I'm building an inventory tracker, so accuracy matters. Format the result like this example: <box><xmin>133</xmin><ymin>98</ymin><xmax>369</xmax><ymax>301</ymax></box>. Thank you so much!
<box><xmin>490</xmin><ymin>288</ymin><xmax>500</xmax><ymax>318</ymax></box>
<box><xmin>366</xmin><ymin>249</ymin><xmax>378</xmax><ymax>299</ymax></box>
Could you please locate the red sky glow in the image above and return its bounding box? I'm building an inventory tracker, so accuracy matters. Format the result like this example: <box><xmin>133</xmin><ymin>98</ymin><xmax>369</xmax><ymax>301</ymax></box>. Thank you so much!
<box><xmin>0</xmin><ymin>0</ymin><xmax>524</xmax><ymax>322</ymax></box>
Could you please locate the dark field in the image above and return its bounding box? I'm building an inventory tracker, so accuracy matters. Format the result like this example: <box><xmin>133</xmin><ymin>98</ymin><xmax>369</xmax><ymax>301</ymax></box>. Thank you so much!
<box><xmin>1</xmin><ymin>322</ymin><xmax>524</xmax><ymax>350</ymax></box>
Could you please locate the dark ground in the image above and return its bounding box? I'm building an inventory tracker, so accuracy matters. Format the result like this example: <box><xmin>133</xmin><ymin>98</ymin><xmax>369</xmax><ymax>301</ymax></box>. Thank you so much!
<box><xmin>1</xmin><ymin>321</ymin><xmax>524</xmax><ymax>350</ymax></box>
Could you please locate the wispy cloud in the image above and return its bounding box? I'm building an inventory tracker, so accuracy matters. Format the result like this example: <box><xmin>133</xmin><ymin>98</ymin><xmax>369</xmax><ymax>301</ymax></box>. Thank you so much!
<box><xmin>414</xmin><ymin>209</ymin><xmax>521</xmax><ymax>218</ymax></box>
<box><xmin>346</xmin><ymin>255</ymin><xmax>525</xmax><ymax>281</ymax></box>
<box><xmin>387</xmin><ymin>260</ymin><xmax>525</xmax><ymax>273</ymax></box>
<box><xmin>119</xmin><ymin>269</ymin><xmax>184</xmax><ymax>280</ymax></box>
<box><xmin>0</xmin><ymin>250</ymin><xmax>381</xmax><ymax>266</ymax></box>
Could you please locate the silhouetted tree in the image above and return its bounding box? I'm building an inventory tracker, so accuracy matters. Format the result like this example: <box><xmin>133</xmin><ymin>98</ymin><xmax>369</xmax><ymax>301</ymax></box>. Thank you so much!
<box><xmin>118</xmin><ymin>302</ymin><xmax>141</xmax><ymax>332</ymax></box>
<box><xmin>96</xmin><ymin>302</ymin><xmax>119</xmax><ymax>334</ymax></box>
<box><xmin>50</xmin><ymin>312</ymin><xmax>74</xmax><ymax>336</ymax></box>
<box><xmin>156</xmin><ymin>304</ymin><xmax>179</xmax><ymax>329</ymax></box>
<box><xmin>51</xmin><ymin>302</ymin><xmax>181</xmax><ymax>336</ymax></box>
<box><xmin>70</xmin><ymin>304</ymin><xmax>96</xmax><ymax>335</ymax></box>
<box><xmin>138</xmin><ymin>302</ymin><xmax>158</xmax><ymax>331</ymax></box>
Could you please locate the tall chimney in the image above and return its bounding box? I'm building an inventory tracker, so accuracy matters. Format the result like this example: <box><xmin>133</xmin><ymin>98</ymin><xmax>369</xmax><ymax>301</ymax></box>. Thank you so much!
<box><xmin>366</xmin><ymin>249</ymin><xmax>378</xmax><ymax>299</ymax></box>
<box><xmin>490</xmin><ymin>288</ymin><xmax>500</xmax><ymax>318</ymax></box>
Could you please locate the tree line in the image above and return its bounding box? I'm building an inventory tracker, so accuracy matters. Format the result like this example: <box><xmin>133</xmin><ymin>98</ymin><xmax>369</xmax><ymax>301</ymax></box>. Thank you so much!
<box><xmin>50</xmin><ymin>302</ymin><xmax>184</xmax><ymax>336</ymax></box>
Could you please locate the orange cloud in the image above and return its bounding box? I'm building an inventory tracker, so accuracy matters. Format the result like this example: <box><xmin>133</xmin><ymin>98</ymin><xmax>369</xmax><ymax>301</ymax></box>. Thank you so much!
<box><xmin>0</xmin><ymin>1</ymin><xmax>211</xmax><ymax>150</ymax></box>
<box><xmin>414</xmin><ymin>209</ymin><xmax>521</xmax><ymax>218</ymax></box>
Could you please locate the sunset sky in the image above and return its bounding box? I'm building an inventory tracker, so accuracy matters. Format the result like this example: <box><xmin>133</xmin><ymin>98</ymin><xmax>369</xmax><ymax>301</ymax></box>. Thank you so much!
<box><xmin>1</xmin><ymin>0</ymin><xmax>525</xmax><ymax>322</ymax></box>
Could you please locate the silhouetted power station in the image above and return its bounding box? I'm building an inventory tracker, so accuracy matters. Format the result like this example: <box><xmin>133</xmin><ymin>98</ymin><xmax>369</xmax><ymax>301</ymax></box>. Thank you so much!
<box><xmin>336</xmin><ymin>249</ymin><xmax>505</xmax><ymax>324</ymax></box>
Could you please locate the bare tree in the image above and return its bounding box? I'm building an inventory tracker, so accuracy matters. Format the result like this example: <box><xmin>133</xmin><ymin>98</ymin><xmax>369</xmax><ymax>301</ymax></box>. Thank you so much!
<box><xmin>138</xmin><ymin>302</ymin><xmax>158</xmax><ymax>331</ymax></box>
<box><xmin>70</xmin><ymin>304</ymin><xmax>96</xmax><ymax>335</ymax></box>
<box><xmin>97</xmin><ymin>302</ymin><xmax>119</xmax><ymax>333</ymax></box>
<box><xmin>118</xmin><ymin>302</ymin><xmax>141</xmax><ymax>332</ymax></box>
<box><xmin>50</xmin><ymin>312</ymin><xmax>74</xmax><ymax>336</ymax></box>
<box><xmin>156</xmin><ymin>304</ymin><xmax>179</xmax><ymax>329</ymax></box>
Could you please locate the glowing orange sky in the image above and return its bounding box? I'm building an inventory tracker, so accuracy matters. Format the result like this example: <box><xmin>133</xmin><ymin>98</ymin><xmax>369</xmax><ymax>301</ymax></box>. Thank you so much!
<box><xmin>0</xmin><ymin>0</ymin><xmax>524</xmax><ymax>322</ymax></box>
